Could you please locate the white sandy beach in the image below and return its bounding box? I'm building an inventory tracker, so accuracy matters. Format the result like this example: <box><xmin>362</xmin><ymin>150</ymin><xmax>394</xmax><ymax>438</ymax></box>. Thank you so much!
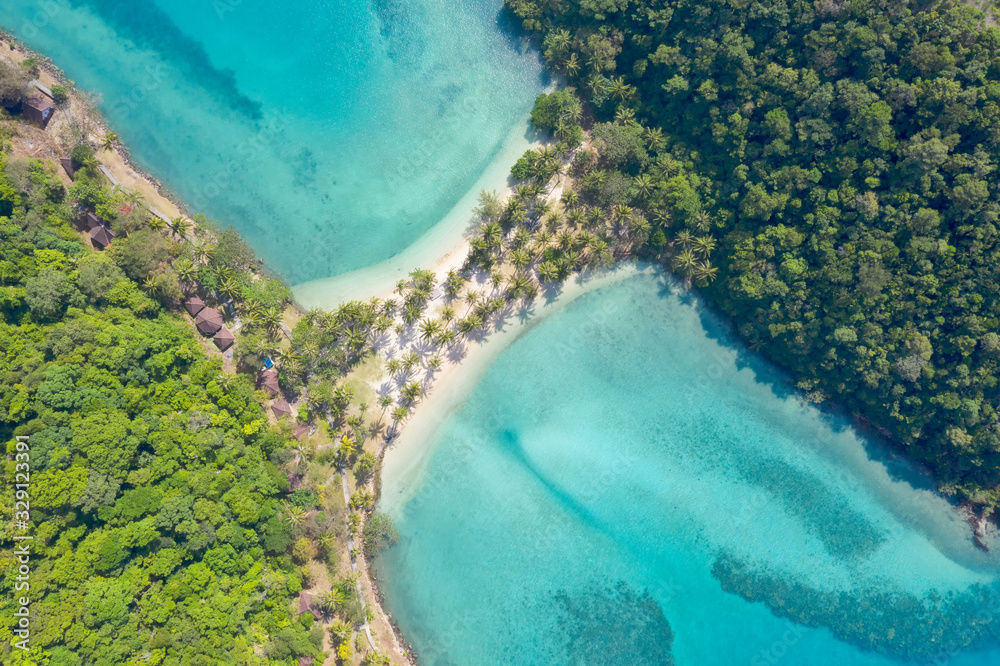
<box><xmin>376</xmin><ymin>262</ymin><xmax>649</xmax><ymax>515</ymax></box>
<box><xmin>292</xmin><ymin>120</ymin><xmax>544</xmax><ymax>309</ymax></box>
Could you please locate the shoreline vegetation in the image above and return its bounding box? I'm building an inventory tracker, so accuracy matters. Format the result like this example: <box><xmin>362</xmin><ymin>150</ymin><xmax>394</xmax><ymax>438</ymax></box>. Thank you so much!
<box><xmin>499</xmin><ymin>0</ymin><xmax>1000</xmax><ymax>529</ymax></box>
<box><xmin>0</xmin><ymin>36</ymin><xmax>404</xmax><ymax>666</ymax></box>
<box><xmin>8</xmin><ymin>0</ymin><xmax>1000</xmax><ymax>662</ymax></box>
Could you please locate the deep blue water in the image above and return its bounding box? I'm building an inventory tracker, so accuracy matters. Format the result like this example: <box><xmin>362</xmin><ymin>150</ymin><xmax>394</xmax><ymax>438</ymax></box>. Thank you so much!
<box><xmin>377</xmin><ymin>270</ymin><xmax>1000</xmax><ymax>665</ymax></box>
<box><xmin>0</xmin><ymin>0</ymin><xmax>545</xmax><ymax>285</ymax></box>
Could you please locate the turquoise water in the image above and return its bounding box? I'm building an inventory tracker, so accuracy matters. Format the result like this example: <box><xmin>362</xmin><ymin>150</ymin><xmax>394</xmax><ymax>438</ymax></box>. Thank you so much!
<box><xmin>377</xmin><ymin>270</ymin><xmax>1000</xmax><ymax>665</ymax></box>
<box><xmin>1</xmin><ymin>0</ymin><xmax>544</xmax><ymax>284</ymax></box>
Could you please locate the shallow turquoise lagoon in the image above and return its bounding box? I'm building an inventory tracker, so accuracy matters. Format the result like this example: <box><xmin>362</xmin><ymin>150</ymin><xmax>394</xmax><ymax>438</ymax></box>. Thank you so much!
<box><xmin>1</xmin><ymin>0</ymin><xmax>544</xmax><ymax>284</ymax></box>
<box><xmin>377</xmin><ymin>270</ymin><xmax>1000</xmax><ymax>665</ymax></box>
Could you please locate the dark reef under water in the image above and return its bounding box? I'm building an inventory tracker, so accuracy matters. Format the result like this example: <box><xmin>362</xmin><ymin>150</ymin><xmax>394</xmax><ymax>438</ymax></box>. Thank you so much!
<box><xmin>713</xmin><ymin>552</ymin><xmax>1000</xmax><ymax>660</ymax></box>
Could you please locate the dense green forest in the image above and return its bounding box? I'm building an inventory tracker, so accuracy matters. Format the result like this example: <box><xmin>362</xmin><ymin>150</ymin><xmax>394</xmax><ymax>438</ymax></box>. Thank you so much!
<box><xmin>504</xmin><ymin>0</ymin><xmax>1000</xmax><ymax>510</ymax></box>
<box><xmin>0</xmin><ymin>154</ymin><xmax>322</xmax><ymax>664</ymax></box>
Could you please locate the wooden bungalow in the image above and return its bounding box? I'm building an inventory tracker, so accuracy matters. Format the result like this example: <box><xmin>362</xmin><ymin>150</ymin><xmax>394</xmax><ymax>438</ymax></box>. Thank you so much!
<box><xmin>84</xmin><ymin>211</ymin><xmax>104</xmax><ymax>230</ymax></box>
<box><xmin>23</xmin><ymin>92</ymin><xmax>54</xmax><ymax>128</ymax></box>
<box><xmin>271</xmin><ymin>400</ymin><xmax>293</xmax><ymax>420</ymax></box>
<box><xmin>194</xmin><ymin>308</ymin><xmax>224</xmax><ymax>335</ymax></box>
<box><xmin>256</xmin><ymin>369</ymin><xmax>280</xmax><ymax>398</ymax></box>
<box><xmin>89</xmin><ymin>225</ymin><xmax>114</xmax><ymax>250</ymax></box>
<box><xmin>213</xmin><ymin>327</ymin><xmax>235</xmax><ymax>351</ymax></box>
<box><xmin>297</xmin><ymin>591</ymin><xmax>321</xmax><ymax>620</ymax></box>
<box><xmin>183</xmin><ymin>296</ymin><xmax>206</xmax><ymax>317</ymax></box>
<box><xmin>293</xmin><ymin>424</ymin><xmax>310</xmax><ymax>441</ymax></box>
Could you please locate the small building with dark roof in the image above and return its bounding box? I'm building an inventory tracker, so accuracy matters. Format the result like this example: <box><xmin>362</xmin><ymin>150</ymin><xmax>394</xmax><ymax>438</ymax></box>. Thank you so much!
<box><xmin>297</xmin><ymin>591</ymin><xmax>321</xmax><ymax>620</ymax></box>
<box><xmin>195</xmin><ymin>308</ymin><xmax>224</xmax><ymax>335</ymax></box>
<box><xmin>183</xmin><ymin>296</ymin><xmax>206</xmax><ymax>317</ymax></box>
<box><xmin>60</xmin><ymin>156</ymin><xmax>76</xmax><ymax>180</ymax></box>
<box><xmin>90</xmin><ymin>225</ymin><xmax>115</xmax><ymax>249</ymax></box>
<box><xmin>272</xmin><ymin>400</ymin><xmax>293</xmax><ymax>420</ymax></box>
<box><xmin>293</xmin><ymin>424</ymin><xmax>310</xmax><ymax>441</ymax></box>
<box><xmin>213</xmin><ymin>327</ymin><xmax>235</xmax><ymax>351</ymax></box>
<box><xmin>23</xmin><ymin>93</ymin><xmax>54</xmax><ymax>128</ymax></box>
<box><xmin>84</xmin><ymin>212</ymin><xmax>104</xmax><ymax>230</ymax></box>
<box><xmin>256</xmin><ymin>369</ymin><xmax>280</xmax><ymax>398</ymax></box>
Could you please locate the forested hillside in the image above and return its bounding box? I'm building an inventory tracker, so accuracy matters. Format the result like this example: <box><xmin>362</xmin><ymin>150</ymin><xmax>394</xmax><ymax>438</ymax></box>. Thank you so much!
<box><xmin>505</xmin><ymin>0</ymin><xmax>1000</xmax><ymax>509</ymax></box>
<box><xmin>0</xmin><ymin>154</ymin><xmax>320</xmax><ymax>664</ymax></box>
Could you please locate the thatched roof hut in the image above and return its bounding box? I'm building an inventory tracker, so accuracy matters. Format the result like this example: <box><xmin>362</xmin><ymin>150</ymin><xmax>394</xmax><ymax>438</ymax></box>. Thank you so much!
<box><xmin>213</xmin><ymin>327</ymin><xmax>235</xmax><ymax>351</ymax></box>
<box><xmin>271</xmin><ymin>400</ymin><xmax>293</xmax><ymax>420</ymax></box>
<box><xmin>256</xmin><ymin>369</ymin><xmax>280</xmax><ymax>397</ymax></box>
<box><xmin>293</xmin><ymin>424</ymin><xmax>310</xmax><ymax>441</ymax></box>
<box><xmin>183</xmin><ymin>296</ymin><xmax>206</xmax><ymax>317</ymax></box>
<box><xmin>89</xmin><ymin>226</ymin><xmax>114</xmax><ymax>249</ymax></box>
<box><xmin>195</xmin><ymin>308</ymin><xmax>223</xmax><ymax>335</ymax></box>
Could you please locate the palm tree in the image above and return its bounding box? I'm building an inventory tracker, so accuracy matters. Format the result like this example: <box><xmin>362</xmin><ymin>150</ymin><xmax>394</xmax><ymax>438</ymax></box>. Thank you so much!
<box><xmin>195</xmin><ymin>243</ymin><xmax>216</xmax><ymax>264</ymax></box>
<box><xmin>100</xmin><ymin>132</ymin><xmax>118</xmax><ymax>150</ymax></box>
<box><xmin>316</xmin><ymin>532</ymin><xmax>337</xmax><ymax>557</ymax></box>
<box><xmin>675</xmin><ymin>230</ymin><xmax>694</xmax><ymax>247</ymax></box>
<box><xmin>457</xmin><ymin>315</ymin><xmax>482</xmax><ymax>336</ymax></box>
<box><xmin>418</xmin><ymin>318</ymin><xmax>443</xmax><ymax>342</ymax></box>
<box><xmin>329</xmin><ymin>620</ymin><xmax>352</xmax><ymax>646</ymax></box>
<box><xmin>391</xmin><ymin>405</ymin><xmax>410</xmax><ymax>427</ymax></box>
<box><xmin>338</xmin><ymin>435</ymin><xmax>357</xmax><ymax>462</ymax></box>
<box><xmin>538</xmin><ymin>261</ymin><xmax>560</xmax><ymax>282</ymax></box>
<box><xmin>563</xmin><ymin>52</ymin><xmax>581</xmax><ymax>76</ymax></box>
<box><xmin>284</xmin><ymin>505</ymin><xmax>306</xmax><ymax>527</ymax></box>
<box><xmin>482</xmin><ymin>221</ymin><xmax>503</xmax><ymax>249</ymax></box>
<box><xmin>168</xmin><ymin>217</ymin><xmax>190</xmax><ymax>240</ymax></box>
<box><xmin>147</xmin><ymin>216</ymin><xmax>168</xmax><ymax>232</ymax></box>
<box><xmin>609</xmin><ymin>76</ymin><xmax>632</xmax><ymax>101</ymax></box>
<box><xmin>613</xmin><ymin>205</ymin><xmax>634</xmax><ymax>222</ymax></box>
<box><xmin>645</xmin><ymin>127</ymin><xmax>665</xmax><ymax>152</ymax></box>
<box><xmin>511</xmin><ymin>248</ymin><xmax>531</xmax><ymax>269</ymax></box>
<box><xmin>551</xmin><ymin>29</ymin><xmax>572</xmax><ymax>52</ymax></box>
<box><xmin>402</xmin><ymin>351</ymin><xmax>420</xmax><ymax>373</ymax></box>
<box><xmin>120</xmin><ymin>188</ymin><xmax>143</xmax><ymax>209</ymax></box>
<box><xmin>557</xmin><ymin>230</ymin><xmax>575</xmax><ymax>251</ymax></box>
<box><xmin>672</xmin><ymin>249</ymin><xmax>699</xmax><ymax>273</ymax></box>
<box><xmin>435</xmin><ymin>328</ymin><xmax>459</xmax><ymax>347</ymax></box>
<box><xmin>219</xmin><ymin>278</ymin><xmax>241</xmax><ymax>303</ymax></box>
<box><xmin>561</xmin><ymin>189</ymin><xmax>580</xmax><ymax>209</ymax></box>
<box><xmin>693</xmin><ymin>235</ymin><xmax>717</xmax><ymax>257</ymax></box>
<box><xmin>385</xmin><ymin>358</ymin><xmax>402</xmax><ymax>375</ymax></box>
<box><xmin>614</xmin><ymin>106</ymin><xmax>636</xmax><ymax>125</ymax></box>
<box><xmin>175</xmin><ymin>258</ymin><xmax>198</xmax><ymax>283</ymax></box>
<box><xmin>694</xmin><ymin>261</ymin><xmax>719</xmax><ymax>286</ymax></box>
<box><xmin>141</xmin><ymin>276</ymin><xmax>159</xmax><ymax>295</ymax></box>
<box><xmin>318</xmin><ymin>588</ymin><xmax>347</xmax><ymax>616</ymax></box>
<box><xmin>629</xmin><ymin>216</ymin><xmax>653</xmax><ymax>242</ymax></box>
<box><xmin>399</xmin><ymin>382</ymin><xmax>424</xmax><ymax>404</ymax></box>
<box><xmin>634</xmin><ymin>174</ymin><xmax>654</xmax><ymax>198</ymax></box>
<box><xmin>274</xmin><ymin>348</ymin><xmax>302</xmax><ymax>369</ymax></box>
